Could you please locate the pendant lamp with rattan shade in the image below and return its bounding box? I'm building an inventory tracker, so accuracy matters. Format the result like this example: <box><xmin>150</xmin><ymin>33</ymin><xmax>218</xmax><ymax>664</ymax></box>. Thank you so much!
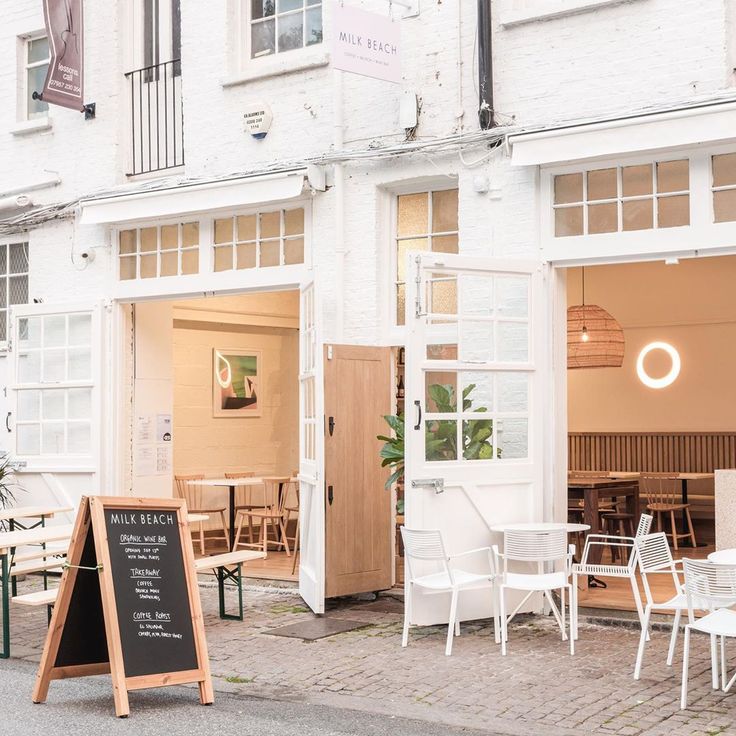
<box><xmin>567</xmin><ymin>268</ymin><xmax>625</xmax><ymax>369</ymax></box>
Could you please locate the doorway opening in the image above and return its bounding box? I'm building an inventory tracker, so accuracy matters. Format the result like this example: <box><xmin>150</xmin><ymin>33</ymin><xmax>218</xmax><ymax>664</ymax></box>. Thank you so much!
<box><xmin>564</xmin><ymin>255</ymin><xmax>736</xmax><ymax>611</ymax></box>
<box><xmin>128</xmin><ymin>288</ymin><xmax>300</xmax><ymax>583</ymax></box>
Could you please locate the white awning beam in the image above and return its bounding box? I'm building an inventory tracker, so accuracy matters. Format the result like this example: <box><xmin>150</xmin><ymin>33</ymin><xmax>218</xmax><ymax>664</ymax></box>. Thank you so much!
<box><xmin>508</xmin><ymin>101</ymin><xmax>736</xmax><ymax>166</ymax></box>
<box><xmin>79</xmin><ymin>171</ymin><xmax>307</xmax><ymax>225</ymax></box>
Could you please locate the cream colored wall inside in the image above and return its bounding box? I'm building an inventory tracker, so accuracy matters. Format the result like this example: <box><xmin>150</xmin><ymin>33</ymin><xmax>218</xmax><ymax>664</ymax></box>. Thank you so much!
<box><xmin>172</xmin><ymin>292</ymin><xmax>299</xmax><ymax>508</ymax></box>
<box><xmin>567</xmin><ymin>256</ymin><xmax>736</xmax><ymax>432</ymax></box>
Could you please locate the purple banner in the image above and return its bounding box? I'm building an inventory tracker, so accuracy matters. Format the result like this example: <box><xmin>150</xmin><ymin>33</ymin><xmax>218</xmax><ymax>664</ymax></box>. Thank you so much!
<box><xmin>41</xmin><ymin>0</ymin><xmax>84</xmax><ymax>111</ymax></box>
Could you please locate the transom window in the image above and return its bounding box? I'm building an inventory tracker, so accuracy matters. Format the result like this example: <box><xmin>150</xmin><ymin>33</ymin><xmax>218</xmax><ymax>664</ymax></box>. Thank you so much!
<box><xmin>213</xmin><ymin>208</ymin><xmax>305</xmax><ymax>271</ymax></box>
<box><xmin>553</xmin><ymin>160</ymin><xmax>690</xmax><ymax>237</ymax></box>
<box><xmin>422</xmin><ymin>270</ymin><xmax>531</xmax><ymax>462</ymax></box>
<box><xmin>395</xmin><ymin>189</ymin><xmax>458</xmax><ymax>325</ymax></box>
<box><xmin>249</xmin><ymin>1</ymin><xmax>323</xmax><ymax>59</ymax></box>
<box><xmin>712</xmin><ymin>153</ymin><xmax>736</xmax><ymax>223</ymax></box>
<box><xmin>0</xmin><ymin>243</ymin><xmax>29</xmax><ymax>342</ymax></box>
<box><xmin>23</xmin><ymin>35</ymin><xmax>49</xmax><ymax>120</ymax></box>
<box><xmin>118</xmin><ymin>222</ymin><xmax>199</xmax><ymax>280</ymax></box>
<box><xmin>15</xmin><ymin>313</ymin><xmax>93</xmax><ymax>456</ymax></box>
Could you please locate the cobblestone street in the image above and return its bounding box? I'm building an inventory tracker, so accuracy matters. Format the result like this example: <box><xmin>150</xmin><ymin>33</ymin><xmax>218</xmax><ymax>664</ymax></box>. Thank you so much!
<box><xmin>6</xmin><ymin>579</ymin><xmax>735</xmax><ymax>736</ymax></box>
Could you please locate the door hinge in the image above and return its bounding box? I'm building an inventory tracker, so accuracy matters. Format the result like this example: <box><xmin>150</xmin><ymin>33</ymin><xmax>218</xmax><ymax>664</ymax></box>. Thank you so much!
<box><xmin>327</xmin><ymin>345</ymin><xmax>333</xmax><ymax>360</ymax></box>
<box><xmin>411</xmin><ymin>477</ymin><xmax>445</xmax><ymax>494</ymax></box>
<box><xmin>414</xmin><ymin>255</ymin><xmax>427</xmax><ymax>318</ymax></box>
<box><xmin>328</xmin><ymin>416</ymin><xmax>335</xmax><ymax>436</ymax></box>
<box><xmin>327</xmin><ymin>485</ymin><xmax>334</xmax><ymax>505</ymax></box>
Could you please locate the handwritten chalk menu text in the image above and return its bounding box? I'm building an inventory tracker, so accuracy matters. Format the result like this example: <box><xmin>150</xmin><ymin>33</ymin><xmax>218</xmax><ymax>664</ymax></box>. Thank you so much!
<box><xmin>104</xmin><ymin>509</ymin><xmax>198</xmax><ymax>677</ymax></box>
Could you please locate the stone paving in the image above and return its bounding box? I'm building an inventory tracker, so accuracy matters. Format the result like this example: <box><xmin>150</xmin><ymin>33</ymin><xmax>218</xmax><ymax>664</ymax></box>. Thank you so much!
<box><xmin>6</xmin><ymin>578</ymin><xmax>736</xmax><ymax>736</ymax></box>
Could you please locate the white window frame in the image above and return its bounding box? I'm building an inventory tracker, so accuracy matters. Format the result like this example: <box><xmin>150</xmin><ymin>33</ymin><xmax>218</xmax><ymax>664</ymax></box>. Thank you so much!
<box><xmin>112</xmin><ymin>200</ymin><xmax>313</xmax><ymax>301</ymax></box>
<box><xmin>8</xmin><ymin>302</ymin><xmax>103</xmax><ymax>473</ymax></box>
<box><xmin>540</xmin><ymin>144</ymin><xmax>736</xmax><ymax>265</ymax></box>
<box><xmin>389</xmin><ymin>183</ymin><xmax>460</xmax><ymax>334</ymax></box>
<box><xmin>19</xmin><ymin>32</ymin><xmax>49</xmax><ymax>122</ymax></box>
<box><xmin>0</xmin><ymin>240</ymin><xmax>30</xmax><ymax>349</ymax></box>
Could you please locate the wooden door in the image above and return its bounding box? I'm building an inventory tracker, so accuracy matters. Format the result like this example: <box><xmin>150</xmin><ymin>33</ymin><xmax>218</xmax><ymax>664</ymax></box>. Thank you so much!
<box><xmin>324</xmin><ymin>345</ymin><xmax>393</xmax><ymax>598</ymax></box>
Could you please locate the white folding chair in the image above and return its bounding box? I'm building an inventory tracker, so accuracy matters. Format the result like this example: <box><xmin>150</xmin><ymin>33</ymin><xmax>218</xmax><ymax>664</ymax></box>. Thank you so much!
<box><xmin>493</xmin><ymin>527</ymin><xmax>576</xmax><ymax>656</ymax></box>
<box><xmin>400</xmin><ymin>527</ymin><xmax>498</xmax><ymax>656</ymax></box>
<box><xmin>572</xmin><ymin>513</ymin><xmax>653</xmax><ymax>639</ymax></box>
<box><xmin>681</xmin><ymin>558</ymin><xmax>736</xmax><ymax>709</ymax></box>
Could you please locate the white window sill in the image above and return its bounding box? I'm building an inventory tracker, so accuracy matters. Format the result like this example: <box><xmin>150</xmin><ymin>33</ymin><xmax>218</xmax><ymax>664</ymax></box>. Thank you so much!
<box><xmin>500</xmin><ymin>0</ymin><xmax>639</xmax><ymax>28</ymax></box>
<box><xmin>223</xmin><ymin>48</ymin><xmax>329</xmax><ymax>88</ymax></box>
<box><xmin>10</xmin><ymin>116</ymin><xmax>53</xmax><ymax>136</ymax></box>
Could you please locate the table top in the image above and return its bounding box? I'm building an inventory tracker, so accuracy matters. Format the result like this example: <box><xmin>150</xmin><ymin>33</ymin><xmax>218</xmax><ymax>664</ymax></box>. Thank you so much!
<box><xmin>0</xmin><ymin>523</ymin><xmax>74</xmax><ymax>554</ymax></box>
<box><xmin>188</xmin><ymin>476</ymin><xmax>295</xmax><ymax>488</ymax></box>
<box><xmin>0</xmin><ymin>505</ymin><xmax>73</xmax><ymax>523</ymax></box>
<box><xmin>568</xmin><ymin>477</ymin><xmax>639</xmax><ymax>489</ymax></box>
<box><xmin>489</xmin><ymin>522</ymin><xmax>590</xmax><ymax>533</ymax></box>
<box><xmin>708</xmin><ymin>549</ymin><xmax>736</xmax><ymax>565</ymax></box>
<box><xmin>607</xmin><ymin>472</ymin><xmax>715</xmax><ymax>481</ymax></box>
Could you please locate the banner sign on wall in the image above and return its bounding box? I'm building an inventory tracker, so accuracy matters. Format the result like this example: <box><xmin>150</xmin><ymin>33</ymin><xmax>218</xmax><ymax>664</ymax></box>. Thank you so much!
<box><xmin>40</xmin><ymin>0</ymin><xmax>85</xmax><ymax>111</ymax></box>
<box><xmin>332</xmin><ymin>2</ymin><xmax>401</xmax><ymax>84</ymax></box>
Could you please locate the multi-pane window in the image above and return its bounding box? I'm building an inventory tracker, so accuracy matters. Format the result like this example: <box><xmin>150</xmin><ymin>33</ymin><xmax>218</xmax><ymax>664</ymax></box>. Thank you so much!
<box><xmin>0</xmin><ymin>243</ymin><xmax>29</xmax><ymax>342</ymax></box>
<box><xmin>213</xmin><ymin>208</ymin><xmax>305</xmax><ymax>271</ymax></box>
<box><xmin>712</xmin><ymin>153</ymin><xmax>736</xmax><ymax>223</ymax></box>
<box><xmin>553</xmin><ymin>160</ymin><xmax>690</xmax><ymax>237</ymax></box>
<box><xmin>395</xmin><ymin>189</ymin><xmax>459</xmax><ymax>326</ymax></box>
<box><xmin>249</xmin><ymin>1</ymin><xmax>323</xmax><ymax>59</ymax></box>
<box><xmin>118</xmin><ymin>222</ymin><xmax>199</xmax><ymax>280</ymax></box>
<box><xmin>15</xmin><ymin>312</ymin><xmax>93</xmax><ymax>456</ymax></box>
<box><xmin>422</xmin><ymin>270</ymin><xmax>531</xmax><ymax>462</ymax></box>
<box><xmin>24</xmin><ymin>35</ymin><xmax>49</xmax><ymax>119</ymax></box>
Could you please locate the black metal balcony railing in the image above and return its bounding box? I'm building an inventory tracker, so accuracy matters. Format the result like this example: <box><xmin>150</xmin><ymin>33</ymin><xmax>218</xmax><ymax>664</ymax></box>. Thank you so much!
<box><xmin>125</xmin><ymin>59</ymin><xmax>184</xmax><ymax>176</ymax></box>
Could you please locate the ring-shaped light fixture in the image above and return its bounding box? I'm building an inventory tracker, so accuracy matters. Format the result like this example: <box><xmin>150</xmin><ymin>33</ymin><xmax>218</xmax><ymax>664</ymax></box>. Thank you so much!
<box><xmin>636</xmin><ymin>342</ymin><xmax>681</xmax><ymax>389</ymax></box>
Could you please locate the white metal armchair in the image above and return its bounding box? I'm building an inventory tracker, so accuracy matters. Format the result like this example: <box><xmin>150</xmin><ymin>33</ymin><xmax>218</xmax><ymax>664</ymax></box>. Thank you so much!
<box><xmin>400</xmin><ymin>527</ymin><xmax>498</xmax><ymax>656</ymax></box>
<box><xmin>681</xmin><ymin>558</ymin><xmax>736</xmax><ymax>709</ymax></box>
<box><xmin>571</xmin><ymin>513</ymin><xmax>653</xmax><ymax>637</ymax></box>
<box><xmin>493</xmin><ymin>527</ymin><xmax>576</xmax><ymax>656</ymax></box>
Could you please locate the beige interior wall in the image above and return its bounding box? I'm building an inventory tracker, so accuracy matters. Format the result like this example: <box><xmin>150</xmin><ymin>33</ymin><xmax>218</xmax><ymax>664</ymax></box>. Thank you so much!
<box><xmin>172</xmin><ymin>291</ymin><xmax>299</xmax><ymax>512</ymax></box>
<box><xmin>567</xmin><ymin>255</ymin><xmax>736</xmax><ymax>432</ymax></box>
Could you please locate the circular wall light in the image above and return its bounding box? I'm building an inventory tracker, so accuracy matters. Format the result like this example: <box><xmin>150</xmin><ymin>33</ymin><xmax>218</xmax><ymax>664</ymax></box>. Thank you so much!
<box><xmin>636</xmin><ymin>342</ymin><xmax>681</xmax><ymax>389</ymax></box>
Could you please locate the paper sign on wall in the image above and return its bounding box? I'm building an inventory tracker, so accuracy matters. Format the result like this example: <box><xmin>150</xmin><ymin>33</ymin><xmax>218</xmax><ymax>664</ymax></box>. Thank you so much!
<box><xmin>332</xmin><ymin>2</ymin><xmax>401</xmax><ymax>84</ymax></box>
<box><xmin>157</xmin><ymin>413</ymin><xmax>172</xmax><ymax>442</ymax></box>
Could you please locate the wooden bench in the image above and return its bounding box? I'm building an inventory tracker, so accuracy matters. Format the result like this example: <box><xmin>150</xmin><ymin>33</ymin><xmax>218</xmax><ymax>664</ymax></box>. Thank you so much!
<box><xmin>194</xmin><ymin>550</ymin><xmax>266</xmax><ymax>621</ymax></box>
<box><xmin>12</xmin><ymin>587</ymin><xmax>59</xmax><ymax>624</ymax></box>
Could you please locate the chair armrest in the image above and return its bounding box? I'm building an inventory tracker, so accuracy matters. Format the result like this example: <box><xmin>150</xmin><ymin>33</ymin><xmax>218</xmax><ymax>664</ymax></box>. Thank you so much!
<box><xmin>449</xmin><ymin>546</ymin><xmax>493</xmax><ymax>560</ymax></box>
<box><xmin>580</xmin><ymin>535</ymin><xmax>634</xmax><ymax>565</ymax></box>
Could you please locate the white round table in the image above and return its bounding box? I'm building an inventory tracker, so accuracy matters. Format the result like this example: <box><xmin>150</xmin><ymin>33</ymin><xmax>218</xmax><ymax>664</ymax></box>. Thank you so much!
<box><xmin>708</xmin><ymin>549</ymin><xmax>736</xmax><ymax>565</ymax></box>
<box><xmin>489</xmin><ymin>522</ymin><xmax>590</xmax><ymax>534</ymax></box>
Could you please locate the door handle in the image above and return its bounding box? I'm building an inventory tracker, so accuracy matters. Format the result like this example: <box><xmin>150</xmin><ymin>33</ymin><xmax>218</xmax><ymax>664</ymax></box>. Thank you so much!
<box><xmin>327</xmin><ymin>485</ymin><xmax>334</xmax><ymax>505</ymax></box>
<box><xmin>5</xmin><ymin>412</ymin><xmax>10</xmax><ymax>433</ymax></box>
<box><xmin>413</xmin><ymin>400</ymin><xmax>422</xmax><ymax>430</ymax></box>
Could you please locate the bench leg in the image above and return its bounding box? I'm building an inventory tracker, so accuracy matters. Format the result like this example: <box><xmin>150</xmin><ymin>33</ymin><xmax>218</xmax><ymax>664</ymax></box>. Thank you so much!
<box><xmin>216</xmin><ymin>564</ymin><xmax>244</xmax><ymax>621</ymax></box>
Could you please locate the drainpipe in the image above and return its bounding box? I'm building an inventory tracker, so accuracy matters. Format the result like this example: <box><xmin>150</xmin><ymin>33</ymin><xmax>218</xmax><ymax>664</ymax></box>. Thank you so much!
<box><xmin>477</xmin><ymin>0</ymin><xmax>494</xmax><ymax>129</ymax></box>
<box><xmin>334</xmin><ymin>70</ymin><xmax>346</xmax><ymax>341</ymax></box>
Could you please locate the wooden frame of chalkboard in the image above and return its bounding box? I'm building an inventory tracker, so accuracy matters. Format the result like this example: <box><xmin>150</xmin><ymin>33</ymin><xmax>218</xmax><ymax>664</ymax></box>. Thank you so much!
<box><xmin>33</xmin><ymin>496</ymin><xmax>214</xmax><ymax>718</ymax></box>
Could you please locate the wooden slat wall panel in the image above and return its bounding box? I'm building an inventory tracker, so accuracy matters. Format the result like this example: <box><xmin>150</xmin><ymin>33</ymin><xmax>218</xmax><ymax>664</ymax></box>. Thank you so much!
<box><xmin>568</xmin><ymin>433</ymin><xmax>736</xmax><ymax>473</ymax></box>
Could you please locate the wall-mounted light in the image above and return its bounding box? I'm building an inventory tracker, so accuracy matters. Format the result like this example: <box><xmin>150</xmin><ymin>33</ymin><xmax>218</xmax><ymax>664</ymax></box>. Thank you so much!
<box><xmin>636</xmin><ymin>342</ymin><xmax>681</xmax><ymax>389</ymax></box>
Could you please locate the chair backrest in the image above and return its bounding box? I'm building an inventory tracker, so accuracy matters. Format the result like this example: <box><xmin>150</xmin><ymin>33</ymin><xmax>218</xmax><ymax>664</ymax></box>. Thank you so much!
<box><xmin>174</xmin><ymin>473</ymin><xmax>204</xmax><ymax>510</ymax></box>
<box><xmin>400</xmin><ymin>527</ymin><xmax>451</xmax><ymax>584</ymax></box>
<box><xmin>635</xmin><ymin>532</ymin><xmax>679</xmax><ymax>603</ymax></box>
<box><xmin>225</xmin><ymin>471</ymin><xmax>256</xmax><ymax>506</ymax></box>
<box><xmin>225</xmin><ymin>471</ymin><xmax>255</xmax><ymax>479</ymax></box>
<box><xmin>635</xmin><ymin>513</ymin><xmax>654</xmax><ymax>537</ymax></box>
<box><xmin>265</xmin><ymin>477</ymin><xmax>292</xmax><ymax>514</ymax></box>
<box><xmin>502</xmin><ymin>528</ymin><xmax>568</xmax><ymax>569</ymax></box>
<box><xmin>682</xmin><ymin>558</ymin><xmax>736</xmax><ymax>612</ymax></box>
<box><xmin>640</xmin><ymin>472</ymin><xmax>680</xmax><ymax>506</ymax></box>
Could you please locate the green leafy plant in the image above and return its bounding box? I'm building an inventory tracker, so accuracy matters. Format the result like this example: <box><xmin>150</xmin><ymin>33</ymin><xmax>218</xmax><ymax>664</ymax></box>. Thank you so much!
<box><xmin>377</xmin><ymin>413</ymin><xmax>406</xmax><ymax>490</ymax></box>
<box><xmin>0</xmin><ymin>458</ymin><xmax>21</xmax><ymax>530</ymax></box>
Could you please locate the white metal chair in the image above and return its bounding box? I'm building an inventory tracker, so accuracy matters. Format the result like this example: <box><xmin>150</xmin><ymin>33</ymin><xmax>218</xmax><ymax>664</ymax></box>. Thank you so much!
<box><xmin>631</xmin><ymin>532</ymin><xmax>736</xmax><ymax>680</ymax></box>
<box><xmin>400</xmin><ymin>527</ymin><xmax>498</xmax><ymax>656</ymax></box>
<box><xmin>681</xmin><ymin>558</ymin><xmax>736</xmax><ymax>709</ymax></box>
<box><xmin>493</xmin><ymin>527</ymin><xmax>576</xmax><ymax>656</ymax></box>
<box><xmin>572</xmin><ymin>513</ymin><xmax>653</xmax><ymax>637</ymax></box>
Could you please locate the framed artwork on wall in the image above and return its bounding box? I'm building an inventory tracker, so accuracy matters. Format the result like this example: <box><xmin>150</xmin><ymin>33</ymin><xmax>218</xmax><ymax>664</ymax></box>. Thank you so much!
<box><xmin>213</xmin><ymin>349</ymin><xmax>261</xmax><ymax>417</ymax></box>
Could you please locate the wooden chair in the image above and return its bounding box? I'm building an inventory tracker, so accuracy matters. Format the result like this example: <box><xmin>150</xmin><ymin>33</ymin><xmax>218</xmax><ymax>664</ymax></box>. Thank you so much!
<box><xmin>641</xmin><ymin>472</ymin><xmax>696</xmax><ymax>550</ymax></box>
<box><xmin>232</xmin><ymin>476</ymin><xmax>292</xmax><ymax>557</ymax></box>
<box><xmin>283</xmin><ymin>474</ymin><xmax>300</xmax><ymax>575</ymax></box>
<box><xmin>568</xmin><ymin>470</ymin><xmax>616</xmax><ymax>557</ymax></box>
<box><xmin>174</xmin><ymin>474</ymin><xmax>229</xmax><ymax>556</ymax></box>
<box><xmin>225</xmin><ymin>471</ymin><xmax>258</xmax><ymax>545</ymax></box>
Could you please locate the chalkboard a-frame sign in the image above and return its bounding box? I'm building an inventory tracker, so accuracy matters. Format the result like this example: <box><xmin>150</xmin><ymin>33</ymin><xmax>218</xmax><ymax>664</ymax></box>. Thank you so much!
<box><xmin>33</xmin><ymin>496</ymin><xmax>214</xmax><ymax>717</ymax></box>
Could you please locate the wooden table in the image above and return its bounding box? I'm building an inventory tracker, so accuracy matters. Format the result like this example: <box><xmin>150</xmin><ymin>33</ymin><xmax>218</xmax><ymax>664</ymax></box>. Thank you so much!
<box><xmin>188</xmin><ymin>477</ymin><xmax>294</xmax><ymax>550</ymax></box>
<box><xmin>0</xmin><ymin>505</ymin><xmax>73</xmax><ymax>532</ymax></box>
<box><xmin>0</xmin><ymin>523</ymin><xmax>74</xmax><ymax>659</ymax></box>
<box><xmin>568</xmin><ymin>477</ymin><xmax>640</xmax><ymax>564</ymax></box>
<box><xmin>609</xmin><ymin>471</ymin><xmax>713</xmax><ymax>547</ymax></box>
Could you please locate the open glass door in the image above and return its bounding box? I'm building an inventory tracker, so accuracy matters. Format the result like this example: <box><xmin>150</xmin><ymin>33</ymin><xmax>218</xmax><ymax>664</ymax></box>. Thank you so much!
<box><xmin>7</xmin><ymin>301</ymin><xmax>106</xmax><ymax>515</ymax></box>
<box><xmin>297</xmin><ymin>281</ymin><xmax>325</xmax><ymax>613</ymax></box>
<box><xmin>404</xmin><ymin>252</ymin><xmax>545</xmax><ymax>625</ymax></box>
